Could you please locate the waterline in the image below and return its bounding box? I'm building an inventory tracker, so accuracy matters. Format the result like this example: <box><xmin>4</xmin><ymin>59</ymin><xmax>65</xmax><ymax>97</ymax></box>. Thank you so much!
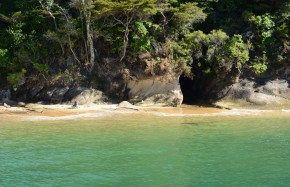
<box><xmin>21</xmin><ymin>108</ymin><xmax>278</xmax><ymax>121</ymax></box>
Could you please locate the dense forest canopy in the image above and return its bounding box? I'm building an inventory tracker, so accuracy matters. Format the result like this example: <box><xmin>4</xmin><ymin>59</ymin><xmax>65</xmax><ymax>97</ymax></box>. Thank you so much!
<box><xmin>0</xmin><ymin>0</ymin><xmax>289</xmax><ymax>100</ymax></box>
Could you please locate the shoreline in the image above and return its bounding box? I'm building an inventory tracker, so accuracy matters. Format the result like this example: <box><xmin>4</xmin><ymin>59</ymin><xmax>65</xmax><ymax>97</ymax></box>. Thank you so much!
<box><xmin>0</xmin><ymin>104</ymin><xmax>221</xmax><ymax>121</ymax></box>
<box><xmin>0</xmin><ymin>103</ymin><xmax>285</xmax><ymax>121</ymax></box>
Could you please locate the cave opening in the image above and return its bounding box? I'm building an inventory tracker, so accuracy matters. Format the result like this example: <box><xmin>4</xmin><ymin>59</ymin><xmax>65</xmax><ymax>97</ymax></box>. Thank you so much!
<box><xmin>179</xmin><ymin>75</ymin><xmax>205</xmax><ymax>104</ymax></box>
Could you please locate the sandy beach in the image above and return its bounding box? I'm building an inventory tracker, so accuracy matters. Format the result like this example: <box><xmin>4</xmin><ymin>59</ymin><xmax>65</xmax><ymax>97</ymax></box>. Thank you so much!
<box><xmin>0</xmin><ymin>103</ymin><xmax>280</xmax><ymax>121</ymax></box>
<box><xmin>0</xmin><ymin>104</ymin><xmax>227</xmax><ymax>121</ymax></box>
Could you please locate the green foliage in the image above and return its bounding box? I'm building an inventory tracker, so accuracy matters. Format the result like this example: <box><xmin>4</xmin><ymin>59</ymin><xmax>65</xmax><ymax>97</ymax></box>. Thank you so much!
<box><xmin>130</xmin><ymin>21</ymin><xmax>153</xmax><ymax>52</ymax></box>
<box><xmin>206</xmin><ymin>30</ymin><xmax>229</xmax><ymax>62</ymax></box>
<box><xmin>0</xmin><ymin>49</ymin><xmax>9</xmax><ymax>73</ymax></box>
<box><xmin>224</xmin><ymin>35</ymin><xmax>249</xmax><ymax>67</ymax></box>
<box><xmin>169</xmin><ymin>2</ymin><xmax>207</xmax><ymax>38</ymax></box>
<box><xmin>167</xmin><ymin>39</ymin><xmax>192</xmax><ymax>76</ymax></box>
<box><xmin>253</xmin><ymin>14</ymin><xmax>275</xmax><ymax>31</ymax></box>
<box><xmin>208</xmin><ymin>30</ymin><xmax>229</xmax><ymax>45</ymax></box>
<box><xmin>249</xmin><ymin>13</ymin><xmax>275</xmax><ymax>43</ymax></box>
<box><xmin>183</xmin><ymin>29</ymin><xmax>231</xmax><ymax>75</ymax></box>
<box><xmin>7</xmin><ymin>68</ymin><xmax>26</xmax><ymax>86</ymax></box>
<box><xmin>250</xmin><ymin>63</ymin><xmax>267</xmax><ymax>74</ymax></box>
<box><xmin>174</xmin><ymin>2</ymin><xmax>207</xmax><ymax>26</ymax></box>
<box><xmin>184</xmin><ymin>30</ymin><xmax>208</xmax><ymax>59</ymax></box>
<box><xmin>0</xmin><ymin>49</ymin><xmax>7</xmax><ymax>57</ymax></box>
<box><xmin>250</xmin><ymin>51</ymin><xmax>268</xmax><ymax>74</ymax></box>
<box><xmin>134</xmin><ymin>22</ymin><xmax>148</xmax><ymax>36</ymax></box>
<box><xmin>7</xmin><ymin>22</ymin><xmax>26</xmax><ymax>47</ymax></box>
<box><xmin>33</xmin><ymin>63</ymin><xmax>49</xmax><ymax>72</ymax></box>
<box><xmin>0</xmin><ymin>0</ymin><xmax>289</xmax><ymax>94</ymax></box>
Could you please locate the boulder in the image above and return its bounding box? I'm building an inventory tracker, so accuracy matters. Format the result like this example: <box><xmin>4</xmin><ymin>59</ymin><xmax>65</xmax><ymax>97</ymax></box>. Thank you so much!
<box><xmin>26</xmin><ymin>86</ymin><xmax>65</xmax><ymax>103</ymax></box>
<box><xmin>17</xmin><ymin>102</ymin><xmax>26</xmax><ymax>107</ymax></box>
<box><xmin>0</xmin><ymin>89</ymin><xmax>11</xmax><ymax>103</ymax></box>
<box><xmin>116</xmin><ymin>101</ymin><xmax>139</xmax><ymax>111</ymax></box>
<box><xmin>260</xmin><ymin>79</ymin><xmax>290</xmax><ymax>100</ymax></box>
<box><xmin>23</xmin><ymin>86</ymin><xmax>108</xmax><ymax>105</ymax></box>
<box><xmin>127</xmin><ymin>76</ymin><xmax>183</xmax><ymax>106</ymax></box>
<box><xmin>27</xmin><ymin>86</ymin><xmax>44</xmax><ymax>101</ymax></box>
<box><xmin>51</xmin><ymin>87</ymin><xmax>70</xmax><ymax>103</ymax></box>
<box><xmin>63</xmin><ymin>87</ymin><xmax>108</xmax><ymax>105</ymax></box>
<box><xmin>215</xmin><ymin>79</ymin><xmax>290</xmax><ymax>108</ymax></box>
<box><xmin>117</xmin><ymin>101</ymin><xmax>134</xmax><ymax>108</ymax></box>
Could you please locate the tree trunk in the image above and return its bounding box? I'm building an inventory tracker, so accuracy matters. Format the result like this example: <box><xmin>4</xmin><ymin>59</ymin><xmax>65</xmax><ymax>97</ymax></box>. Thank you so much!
<box><xmin>85</xmin><ymin>12</ymin><xmax>95</xmax><ymax>72</ymax></box>
<box><xmin>82</xmin><ymin>0</ymin><xmax>95</xmax><ymax>73</ymax></box>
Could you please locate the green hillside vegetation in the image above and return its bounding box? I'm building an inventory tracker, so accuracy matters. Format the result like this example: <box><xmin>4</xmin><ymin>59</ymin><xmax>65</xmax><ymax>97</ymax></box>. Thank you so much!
<box><xmin>0</xmin><ymin>0</ymin><xmax>289</xmax><ymax>100</ymax></box>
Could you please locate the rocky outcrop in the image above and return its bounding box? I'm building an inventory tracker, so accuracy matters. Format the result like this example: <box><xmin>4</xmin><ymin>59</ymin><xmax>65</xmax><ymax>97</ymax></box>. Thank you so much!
<box><xmin>0</xmin><ymin>89</ymin><xmax>11</xmax><ymax>103</ymax></box>
<box><xmin>215</xmin><ymin>79</ymin><xmax>290</xmax><ymax>108</ymax></box>
<box><xmin>116</xmin><ymin>101</ymin><xmax>139</xmax><ymax>111</ymax></box>
<box><xmin>63</xmin><ymin>87</ymin><xmax>108</xmax><ymax>105</ymax></box>
<box><xmin>20</xmin><ymin>86</ymin><xmax>108</xmax><ymax>105</ymax></box>
<box><xmin>127</xmin><ymin>76</ymin><xmax>183</xmax><ymax>106</ymax></box>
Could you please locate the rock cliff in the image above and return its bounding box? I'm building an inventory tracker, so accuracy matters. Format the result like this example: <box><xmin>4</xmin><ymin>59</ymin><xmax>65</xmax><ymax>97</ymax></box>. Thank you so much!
<box><xmin>127</xmin><ymin>76</ymin><xmax>183</xmax><ymax>106</ymax></box>
<box><xmin>215</xmin><ymin>79</ymin><xmax>290</xmax><ymax>108</ymax></box>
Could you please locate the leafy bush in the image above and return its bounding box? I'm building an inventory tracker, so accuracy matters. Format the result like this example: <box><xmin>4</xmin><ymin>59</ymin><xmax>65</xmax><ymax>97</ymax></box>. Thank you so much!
<box><xmin>7</xmin><ymin>68</ymin><xmax>26</xmax><ymax>87</ymax></box>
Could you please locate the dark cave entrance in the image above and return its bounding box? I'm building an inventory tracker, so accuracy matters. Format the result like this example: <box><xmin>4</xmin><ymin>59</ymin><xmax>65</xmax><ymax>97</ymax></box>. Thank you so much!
<box><xmin>179</xmin><ymin>76</ymin><xmax>196</xmax><ymax>104</ymax></box>
<box><xmin>179</xmin><ymin>75</ymin><xmax>207</xmax><ymax>104</ymax></box>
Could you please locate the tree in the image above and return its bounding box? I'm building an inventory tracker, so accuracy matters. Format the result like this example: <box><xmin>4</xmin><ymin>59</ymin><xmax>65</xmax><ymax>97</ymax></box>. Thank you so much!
<box><xmin>70</xmin><ymin>0</ymin><xmax>95</xmax><ymax>72</ymax></box>
<box><xmin>224</xmin><ymin>35</ymin><xmax>249</xmax><ymax>81</ymax></box>
<box><xmin>96</xmin><ymin>0</ymin><xmax>158</xmax><ymax>61</ymax></box>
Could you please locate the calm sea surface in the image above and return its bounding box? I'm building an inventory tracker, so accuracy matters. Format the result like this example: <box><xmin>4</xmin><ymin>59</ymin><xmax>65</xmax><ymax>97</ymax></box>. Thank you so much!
<box><xmin>1</xmin><ymin>113</ymin><xmax>290</xmax><ymax>186</ymax></box>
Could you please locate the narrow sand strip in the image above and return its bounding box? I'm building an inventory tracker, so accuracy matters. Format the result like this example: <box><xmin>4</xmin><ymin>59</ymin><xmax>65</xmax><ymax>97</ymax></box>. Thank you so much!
<box><xmin>0</xmin><ymin>104</ymin><xmax>280</xmax><ymax>121</ymax></box>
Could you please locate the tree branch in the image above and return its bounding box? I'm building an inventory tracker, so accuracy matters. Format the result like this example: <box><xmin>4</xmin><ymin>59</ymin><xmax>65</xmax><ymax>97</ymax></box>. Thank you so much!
<box><xmin>0</xmin><ymin>13</ymin><xmax>14</xmax><ymax>24</ymax></box>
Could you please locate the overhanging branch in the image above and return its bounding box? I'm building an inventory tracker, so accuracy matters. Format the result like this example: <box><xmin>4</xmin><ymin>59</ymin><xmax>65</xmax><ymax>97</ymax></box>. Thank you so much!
<box><xmin>0</xmin><ymin>13</ymin><xmax>14</xmax><ymax>24</ymax></box>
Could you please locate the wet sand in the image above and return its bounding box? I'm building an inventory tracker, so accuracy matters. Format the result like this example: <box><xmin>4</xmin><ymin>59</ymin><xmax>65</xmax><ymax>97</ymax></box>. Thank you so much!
<box><xmin>144</xmin><ymin>104</ymin><xmax>222</xmax><ymax>114</ymax></box>
<box><xmin>1</xmin><ymin>103</ymin><xmax>285</xmax><ymax>121</ymax></box>
<box><xmin>0</xmin><ymin>104</ymin><xmax>225</xmax><ymax>121</ymax></box>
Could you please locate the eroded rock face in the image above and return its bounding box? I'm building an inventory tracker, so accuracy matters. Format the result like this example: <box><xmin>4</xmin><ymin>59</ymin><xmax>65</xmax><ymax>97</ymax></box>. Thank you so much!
<box><xmin>63</xmin><ymin>87</ymin><xmax>108</xmax><ymax>105</ymax></box>
<box><xmin>215</xmin><ymin>79</ymin><xmax>290</xmax><ymax>108</ymax></box>
<box><xmin>21</xmin><ymin>86</ymin><xmax>107</xmax><ymax>105</ymax></box>
<box><xmin>0</xmin><ymin>89</ymin><xmax>11</xmax><ymax>103</ymax></box>
<box><xmin>127</xmin><ymin>76</ymin><xmax>183</xmax><ymax>106</ymax></box>
<box><xmin>51</xmin><ymin>87</ymin><xmax>70</xmax><ymax>103</ymax></box>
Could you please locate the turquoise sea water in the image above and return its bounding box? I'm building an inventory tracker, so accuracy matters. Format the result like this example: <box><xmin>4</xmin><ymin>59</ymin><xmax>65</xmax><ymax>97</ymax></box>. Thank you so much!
<box><xmin>1</xmin><ymin>114</ymin><xmax>290</xmax><ymax>186</ymax></box>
